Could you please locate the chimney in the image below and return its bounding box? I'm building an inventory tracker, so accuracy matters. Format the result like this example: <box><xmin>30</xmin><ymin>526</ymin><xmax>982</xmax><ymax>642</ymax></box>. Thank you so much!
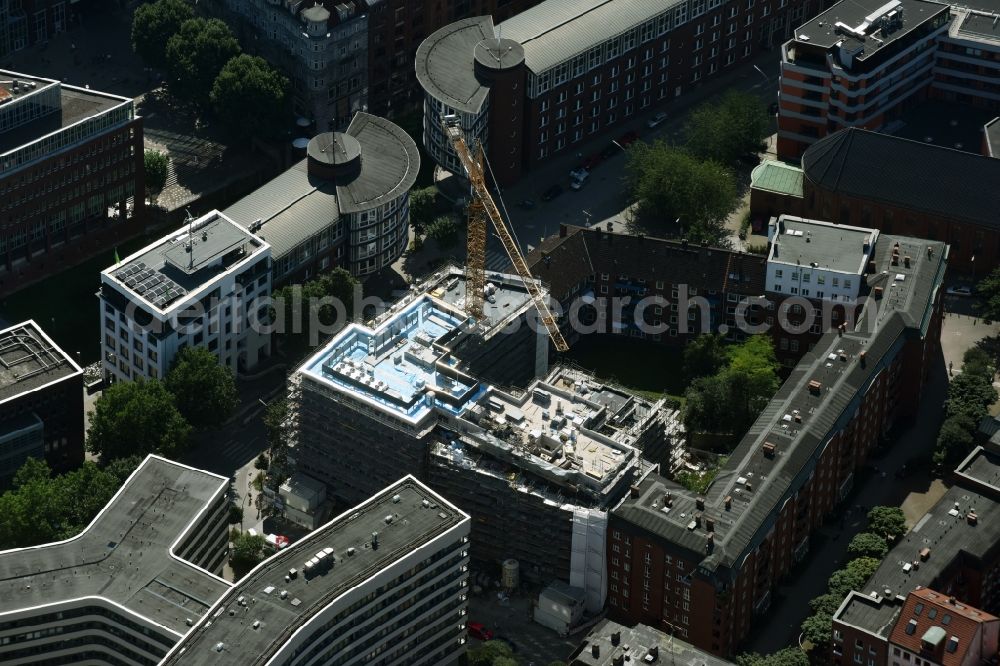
<box><xmin>892</xmin><ymin>254</ymin><xmax>899</xmax><ymax>266</ymax></box>
<box><xmin>859</xmin><ymin>350</ymin><xmax>867</xmax><ymax>366</ymax></box>
<box><xmin>725</xmin><ymin>495</ymin><xmax>733</xmax><ymax>510</ymax></box>
<box><xmin>664</xmin><ymin>492</ymin><xmax>674</xmax><ymax>507</ymax></box>
<box><xmin>592</xmin><ymin>644</ymin><xmax>600</xmax><ymax>658</ymax></box>
<box><xmin>904</xmin><ymin>255</ymin><xmax>911</xmax><ymax>268</ymax></box>
<box><xmin>559</xmin><ymin>223</ymin><xmax>568</xmax><ymax>238</ymax></box>
<box><xmin>706</xmin><ymin>517</ymin><xmax>716</xmax><ymax>532</ymax></box>
<box><xmin>696</xmin><ymin>497</ymin><xmax>706</xmax><ymax>510</ymax></box>
<box><xmin>868</xmin><ymin>260</ymin><xmax>877</xmax><ymax>273</ymax></box>
<box><xmin>630</xmin><ymin>485</ymin><xmax>640</xmax><ymax>498</ymax></box>
<box><xmin>694</xmin><ymin>513</ymin><xmax>702</xmax><ymax>528</ymax></box>
<box><xmin>809</xmin><ymin>380</ymin><xmax>822</xmax><ymax>394</ymax></box>
<box><xmin>745</xmin><ymin>481</ymin><xmax>753</xmax><ymax>492</ymax></box>
<box><xmin>611</xmin><ymin>630</ymin><xmax>621</xmax><ymax>646</ymax></box>
<box><xmin>919</xmin><ymin>547</ymin><xmax>931</xmax><ymax>561</ymax></box>
<box><xmin>967</xmin><ymin>511</ymin><xmax>978</xmax><ymax>526</ymax></box>
<box><xmin>763</xmin><ymin>441</ymin><xmax>777</xmax><ymax>458</ymax></box>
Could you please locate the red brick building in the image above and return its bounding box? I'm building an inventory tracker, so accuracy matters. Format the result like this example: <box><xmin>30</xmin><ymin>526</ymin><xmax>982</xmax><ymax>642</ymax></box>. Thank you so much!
<box><xmin>776</xmin><ymin>0</ymin><xmax>1000</xmax><ymax>161</ymax></box>
<box><xmin>0</xmin><ymin>71</ymin><xmax>145</xmax><ymax>297</ymax></box>
<box><xmin>606</xmin><ymin>231</ymin><xmax>947</xmax><ymax>656</ymax></box>
<box><xmin>417</xmin><ymin>0</ymin><xmax>827</xmax><ymax>185</ymax></box>
<box><xmin>751</xmin><ymin>128</ymin><xmax>1000</xmax><ymax>274</ymax></box>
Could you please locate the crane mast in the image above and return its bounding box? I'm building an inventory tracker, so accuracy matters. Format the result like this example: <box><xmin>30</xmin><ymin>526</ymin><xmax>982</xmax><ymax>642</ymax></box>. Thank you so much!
<box><xmin>441</xmin><ymin>117</ymin><xmax>569</xmax><ymax>353</ymax></box>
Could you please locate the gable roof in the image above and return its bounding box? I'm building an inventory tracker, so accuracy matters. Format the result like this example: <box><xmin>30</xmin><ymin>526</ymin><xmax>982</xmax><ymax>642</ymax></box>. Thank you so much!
<box><xmin>888</xmin><ymin>588</ymin><xmax>999</xmax><ymax>666</ymax></box>
<box><xmin>802</xmin><ymin>128</ymin><xmax>1000</xmax><ymax>229</ymax></box>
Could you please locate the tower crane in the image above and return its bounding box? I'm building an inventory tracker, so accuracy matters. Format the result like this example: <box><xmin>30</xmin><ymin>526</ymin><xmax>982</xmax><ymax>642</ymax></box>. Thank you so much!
<box><xmin>440</xmin><ymin>115</ymin><xmax>569</xmax><ymax>353</ymax></box>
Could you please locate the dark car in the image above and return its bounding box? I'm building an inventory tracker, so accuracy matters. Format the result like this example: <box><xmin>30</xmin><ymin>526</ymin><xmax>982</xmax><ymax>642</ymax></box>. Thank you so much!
<box><xmin>618</xmin><ymin>130</ymin><xmax>639</xmax><ymax>147</ymax></box>
<box><xmin>541</xmin><ymin>184</ymin><xmax>563</xmax><ymax>201</ymax></box>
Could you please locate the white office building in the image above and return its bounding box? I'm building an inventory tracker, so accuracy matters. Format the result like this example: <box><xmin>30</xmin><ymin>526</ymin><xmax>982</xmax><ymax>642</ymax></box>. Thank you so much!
<box><xmin>766</xmin><ymin>215</ymin><xmax>878</xmax><ymax>303</ymax></box>
<box><xmin>98</xmin><ymin>210</ymin><xmax>272</xmax><ymax>383</ymax></box>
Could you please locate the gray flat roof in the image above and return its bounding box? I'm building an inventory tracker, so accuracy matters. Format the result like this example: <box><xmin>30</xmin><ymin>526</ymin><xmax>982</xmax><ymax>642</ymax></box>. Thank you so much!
<box><xmin>955</xmin><ymin>11</ymin><xmax>1000</xmax><ymax>42</ymax></box>
<box><xmin>791</xmin><ymin>0</ymin><xmax>947</xmax><ymax>55</ymax></box>
<box><xmin>613</xmin><ymin>231</ymin><xmax>947</xmax><ymax>572</ymax></box>
<box><xmin>415</xmin><ymin>16</ymin><xmax>495</xmax><ymax>114</ymax></box>
<box><xmin>834</xmin><ymin>591</ymin><xmax>902</xmax><ymax>638</ymax></box>
<box><xmin>0</xmin><ymin>76</ymin><xmax>130</xmax><ymax>155</ymax></box>
<box><xmin>769</xmin><ymin>216</ymin><xmax>876</xmax><ymax>274</ymax></box>
<box><xmin>434</xmin><ymin>270</ymin><xmax>534</xmax><ymax>328</ymax></box>
<box><xmin>0</xmin><ymin>320</ymin><xmax>81</xmax><ymax>405</ymax></box>
<box><xmin>0</xmin><ymin>456</ymin><xmax>230</xmax><ymax>636</ymax></box>
<box><xmin>572</xmin><ymin>619</ymin><xmax>735</xmax><ymax>666</ymax></box>
<box><xmin>336</xmin><ymin>112</ymin><xmax>420</xmax><ymax>214</ymax></box>
<box><xmin>163</xmin><ymin>476</ymin><xmax>467</xmax><ymax>665</ymax></box>
<box><xmin>499</xmin><ymin>0</ymin><xmax>681</xmax><ymax>74</ymax></box>
<box><xmin>105</xmin><ymin>211</ymin><xmax>266</xmax><ymax>311</ymax></box>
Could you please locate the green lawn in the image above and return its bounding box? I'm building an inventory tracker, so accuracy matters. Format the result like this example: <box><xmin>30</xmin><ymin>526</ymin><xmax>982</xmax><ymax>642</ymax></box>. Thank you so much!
<box><xmin>563</xmin><ymin>336</ymin><xmax>687</xmax><ymax>403</ymax></box>
<box><xmin>0</xmin><ymin>234</ymin><xmax>152</xmax><ymax>366</ymax></box>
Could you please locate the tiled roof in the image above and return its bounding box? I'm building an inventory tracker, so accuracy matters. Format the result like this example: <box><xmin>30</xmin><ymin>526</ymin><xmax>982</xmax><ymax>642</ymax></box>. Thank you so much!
<box><xmin>524</xmin><ymin>226</ymin><xmax>766</xmax><ymax>300</ymax></box>
<box><xmin>888</xmin><ymin>588</ymin><xmax>998</xmax><ymax>666</ymax></box>
<box><xmin>802</xmin><ymin>128</ymin><xmax>1000</xmax><ymax>229</ymax></box>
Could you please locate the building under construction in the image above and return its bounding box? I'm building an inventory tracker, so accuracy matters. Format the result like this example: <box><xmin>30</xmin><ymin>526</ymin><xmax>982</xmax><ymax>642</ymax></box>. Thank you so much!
<box><xmin>285</xmin><ymin>266</ymin><xmax>673</xmax><ymax>601</ymax></box>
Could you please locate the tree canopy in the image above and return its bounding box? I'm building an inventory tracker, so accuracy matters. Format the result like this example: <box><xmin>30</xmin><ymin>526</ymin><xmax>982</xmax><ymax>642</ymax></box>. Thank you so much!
<box><xmin>467</xmin><ymin>641</ymin><xmax>515</xmax><ymax>666</ymax></box>
<box><xmin>932</xmin><ymin>347</ymin><xmax>996</xmax><ymax>466</ymax></box>
<box><xmin>144</xmin><ymin>150</ymin><xmax>168</xmax><ymax>194</ymax></box>
<box><xmin>682</xmin><ymin>333</ymin><xmax>728</xmax><ymax>381</ymax></box>
<box><xmin>847</xmin><ymin>531</ymin><xmax>890</xmax><ymax>559</ymax></box>
<box><xmin>164</xmin><ymin>346</ymin><xmax>239</xmax><ymax>429</ymax></box>
<box><xmin>685</xmin><ymin>91</ymin><xmax>770</xmax><ymax>165</ymax></box>
<box><xmin>230</xmin><ymin>531</ymin><xmax>266</xmax><ymax>568</ymax></box>
<box><xmin>828</xmin><ymin>557</ymin><xmax>881</xmax><ymax>597</ymax></box>
<box><xmin>0</xmin><ymin>457</ymin><xmax>137</xmax><ymax>549</ymax></box>
<box><xmin>271</xmin><ymin>268</ymin><xmax>360</xmax><ymax>353</ymax></box>
<box><xmin>934</xmin><ymin>413</ymin><xmax>977</xmax><ymax>467</ymax></box>
<box><xmin>211</xmin><ymin>55</ymin><xmax>290</xmax><ymax>140</ymax></box>
<box><xmin>131</xmin><ymin>0</ymin><xmax>194</xmax><ymax>69</ymax></box>
<box><xmin>866</xmin><ymin>506</ymin><xmax>907</xmax><ymax>540</ymax></box>
<box><xmin>87</xmin><ymin>379</ymin><xmax>192</xmax><ymax>460</ymax></box>
<box><xmin>736</xmin><ymin>648</ymin><xmax>809</xmax><ymax>666</ymax></box>
<box><xmin>166</xmin><ymin>18</ymin><xmax>241</xmax><ymax>107</ymax></box>
<box><xmin>426</xmin><ymin>215</ymin><xmax>461</xmax><ymax>249</ymax></box>
<box><xmin>977</xmin><ymin>267</ymin><xmax>1000</xmax><ymax>323</ymax></box>
<box><xmin>626</xmin><ymin>141</ymin><xmax>736</xmax><ymax>246</ymax></box>
<box><xmin>684</xmin><ymin>335</ymin><xmax>779</xmax><ymax>437</ymax></box>
<box><xmin>408</xmin><ymin>187</ymin><xmax>439</xmax><ymax>234</ymax></box>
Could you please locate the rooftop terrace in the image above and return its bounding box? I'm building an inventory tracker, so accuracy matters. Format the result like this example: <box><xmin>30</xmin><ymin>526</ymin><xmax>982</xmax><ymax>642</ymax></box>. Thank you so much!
<box><xmin>0</xmin><ymin>456</ymin><xmax>230</xmax><ymax>636</ymax></box>
<box><xmin>103</xmin><ymin>211</ymin><xmax>267</xmax><ymax>312</ymax></box>
<box><xmin>769</xmin><ymin>215</ymin><xmax>877</xmax><ymax>275</ymax></box>
<box><xmin>613</xmin><ymin>233</ymin><xmax>947</xmax><ymax>571</ymax></box>
<box><xmin>162</xmin><ymin>476</ymin><xmax>468</xmax><ymax>666</ymax></box>
<box><xmin>0</xmin><ymin>320</ymin><xmax>81</xmax><ymax>405</ymax></box>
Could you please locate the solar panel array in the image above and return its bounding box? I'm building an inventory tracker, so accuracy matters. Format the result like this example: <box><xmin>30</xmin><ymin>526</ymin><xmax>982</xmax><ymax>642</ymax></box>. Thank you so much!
<box><xmin>114</xmin><ymin>262</ymin><xmax>188</xmax><ymax>309</ymax></box>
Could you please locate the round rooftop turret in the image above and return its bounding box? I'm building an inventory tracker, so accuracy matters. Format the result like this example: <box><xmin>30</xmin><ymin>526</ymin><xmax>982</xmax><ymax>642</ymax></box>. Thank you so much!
<box><xmin>307</xmin><ymin>132</ymin><xmax>362</xmax><ymax>180</ymax></box>
<box><xmin>473</xmin><ymin>37</ymin><xmax>525</xmax><ymax>77</ymax></box>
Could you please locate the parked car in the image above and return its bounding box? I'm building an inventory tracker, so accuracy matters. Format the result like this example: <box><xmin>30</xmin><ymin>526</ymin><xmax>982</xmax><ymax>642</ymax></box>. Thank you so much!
<box><xmin>467</xmin><ymin>621</ymin><xmax>494</xmax><ymax>641</ymax></box>
<box><xmin>570</xmin><ymin>172</ymin><xmax>589</xmax><ymax>190</ymax></box>
<box><xmin>618</xmin><ymin>130</ymin><xmax>639</xmax><ymax>146</ymax></box>
<box><xmin>541</xmin><ymin>184</ymin><xmax>563</xmax><ymax>201</ymax></box>
<box><xmin>946</xmin><ymin>285</ymin><xmax>972</xmax><ymax>296</ymax></box>
<box><xmin>569</xmin><ymin>167</ymin><xmax>589</xmax><ymax>181</ymax></box>
<box><xmin>647</xmin><ymin>111</ymin><xmax>668</xmax><ymax>128</ymax></box>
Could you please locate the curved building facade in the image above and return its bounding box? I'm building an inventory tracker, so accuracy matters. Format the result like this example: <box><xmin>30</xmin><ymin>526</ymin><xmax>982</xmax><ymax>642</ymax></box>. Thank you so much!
<box><xmin>223</xmin><ymin>112</ymin><xmax>420</xmax><ymax>282</ymax></box>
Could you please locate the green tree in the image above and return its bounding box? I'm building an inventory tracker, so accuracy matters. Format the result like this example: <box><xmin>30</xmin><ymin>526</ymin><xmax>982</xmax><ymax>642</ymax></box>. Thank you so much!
<box><xmin>685</xmin><ymin>91</ymin><xmax>770</xmax><ymax>165</ymax></box>
<box><xmin>829</xmin><ymin>557</ymin><xmax>882</xmax><ymax>598</ymax></box>
<box><xmin>131</xmin><ymin>0</ymin><xmax>194</xmax><ymax>69</ymax></box>
<box><xmin>211</xmin><ymin>54</ymin><xmax>290</xmax><ymax>140</ymax></box>
<box><xmin>683</xmin><ymin>374</ymin><xmax>730</xmax><ymax>433</ymax></box>
<box><xmin>144</xmin><ymin>150</ymin><xmax>168</xmax><ymax>195</ymax></box>
<box><xmin>866</xmin><ymin>506</ymin><xmax>907</xmax><ymax>540</ymax></box>
<box><xmin>467</xmin><ymin>641</ymin><xmax>515</xmax><ymax>666</ymax></box>
<box><xmin>254</xmin><ymin>453</ymin><xmax>269</xmax><ymax>471</ymax></box>
<box><xmin>87</xmin><ymin>379</ymin><xmax>192</xmax><ymax>460</ymax></box>
<box><xmin>228</xmin><ymin>504</ymin><xmax>244</xmax><ymax>525</ymax></box>
<box><xmin>101</xmin><ymin>455</ymin><xmax>144</xmax><ymax>486</ymax></box>
<box><xmin>164</xmin><ymin>346</ymin><xmax>239</xmax><ymax>429</ymax></box>
<box><xmin>494</xmin><ymin>659</ymin><xmax>519</xmax><ymax>666</ymax></box>
<box><xmin>962</xmin><ymin>346</ymin><xmax>994</xmax><ymax>377</ymax></box>
<box><xmin>626</xmin><ymin>141</ymin><xmax>737</xmax><ymax>244</ymax></box>
<box><xmin>945</xmin><ymin>371</ymin><xmax>997</xmax><ymax>421</ymax></box>
<box><xmin>408</xmin><ymin>186</ymin><xmax>438</xmax><ymax>235</ymax></box>
<box><xmin>724</xmin><ymin>335</ymin><xmax>780</xmax><ymax>433</ymax></box>
<box><xmin>683</xmin><ymin>333</ymin><xmax>728</xmax><ymax>381</ymax></box>
<box><xmin>801</xmin><ymin>611</ymin><xmax>834</xmax><ymax>649</ymax></box>
<box><xmin>847</xmin><ymin>532</ymin><xmax>890</xmax><ymax>559</ymax></box>
<box><xmin>933</xmin><ymin>413</ymin><xmax>977</xmax><ymax>467</ymax></box>
<box><xmin>165</xmin><ymin>18</ymin><xmax>241</xmax><ymax>106</ymax></box>
<box><xmin>809</xmin><ymin>593</ymin><xmax>846</xmax><ymax>617</ymax></box>
<box><xmin>230</xmin><ymin>531</ymin><xmax>266</xmax><ymax>567</ymax></box>
<box><xmin>426</xmin><ymin>215</ymin><xmax>460</xmax><ymax>249</ymax></box>
<box><xmin>736</xmin><ymin>648</ymin><xmax>809</xmax><ymax>666</ymax></box>
<box><xmin>0</xmin><ymin>458</ymin><xmax>128</xmax><ymax>548</ymax></box>
<box><xmin>977</xmin><ymin>267</ymin><xmax>1000</xmax><ymax>323</ymax></box>
<box><xmin>271</xmin><ymin>267</ymin><xmax>360</xmax><ymax>353</ymax></box>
